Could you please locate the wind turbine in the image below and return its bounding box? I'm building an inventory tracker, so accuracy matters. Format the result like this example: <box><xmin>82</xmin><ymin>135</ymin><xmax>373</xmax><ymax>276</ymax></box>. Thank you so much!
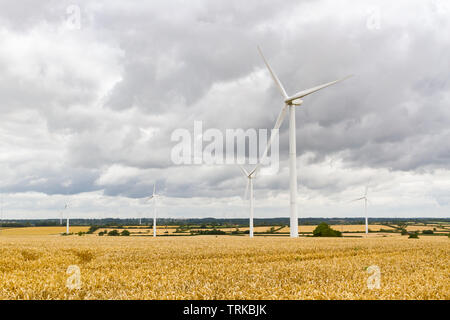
<box><xmin>64</xmin><ymin>201</ymin><xmax>70</xmax><ymax>234</ymax></box>
<box><xmin>257</xmin><ymin>46</ymin><xmax>351</xmax><ymax>238</ymax></box>
<box><xmin>147</xmin><ymin>183</ymin><xmax>157</xmax><ymax>237</ymax></box>
<box><xmin>239</xmin><ymin>165</ymin><xmax>258</xmax><ymax>238</ymax></box>
<box><xmin>351</xmin><ymin>186</ymin><xmax>370</xmax><ymax>234</ymax></box>
<box><xmin>0</xmin><ymin>193</ymin><xmax>3</xmax><ymax>234</ymax></box>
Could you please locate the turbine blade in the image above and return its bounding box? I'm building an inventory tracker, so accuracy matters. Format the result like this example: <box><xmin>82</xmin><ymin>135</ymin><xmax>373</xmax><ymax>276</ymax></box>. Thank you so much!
<box><xmin>365</xmin><ymin>185</ymin><xmax>369</xmax><ymax>197</ymax></box>
<box><xmin>257</xmin><ymin>46</ymin><xmax>289</xmax><ymax>99</ymax></box>
<box><xmin>238</xmin><ymin>165</ymin><xmax>249</xmax><ymax>177</ymax></box>
<box><xmin>273</xmin><ymin>104</ymin><xmax>289</xmax><ymax>131</ymax></box>
<box><xmin>350</xmin><ymin>197</ymin><xmax>365</xmax><ymax>202</ymax></box>
<box><xmin>286</xmin><ymin>75</ymin><xmax>352</xmax><ymax>103</ymax></box>
<box><xmin>153</xmin><ymin>183</ymin><xmax>156</xmax><ymax>196</ymax></box>
<box><xmin>259</xmin><ymin>104</ymin><xmax>288</xmax><ymax>164</ymax></box>
<box><xmin>248</xmin><ymin>166</ymin><xmax>259</xmax><ymax>177</ymax></box>
<box><xmin>244</xmin><ymin>178</ymin><xmax>250</xmax><ymax>200</ymax></box>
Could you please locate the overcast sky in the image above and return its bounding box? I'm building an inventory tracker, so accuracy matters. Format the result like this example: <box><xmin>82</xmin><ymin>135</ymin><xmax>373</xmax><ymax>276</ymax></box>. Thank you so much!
<box><xmin>0</xmin><ymin>0</ymin><xmax>449</xmax><ymax>219</ymax></box>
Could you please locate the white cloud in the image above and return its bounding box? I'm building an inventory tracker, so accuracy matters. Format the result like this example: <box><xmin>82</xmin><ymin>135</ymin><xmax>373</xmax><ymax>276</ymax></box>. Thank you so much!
<box><xmin>95</xmin><ymin>164</ymin><xmax>142</xmax><ymax>186</ymax></box>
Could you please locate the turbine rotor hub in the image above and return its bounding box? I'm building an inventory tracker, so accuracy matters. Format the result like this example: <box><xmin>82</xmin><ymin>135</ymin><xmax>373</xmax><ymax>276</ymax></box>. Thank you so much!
<box><xmin>289</xmin><ymin>99</ymin><xmax>303</xmax><ymax>106</ymax></box>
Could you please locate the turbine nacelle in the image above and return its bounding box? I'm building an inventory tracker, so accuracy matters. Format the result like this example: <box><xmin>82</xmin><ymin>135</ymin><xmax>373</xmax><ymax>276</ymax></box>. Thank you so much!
<box><xmin>287</xmin><ymin>99</ymin><xmax>303</xmax><ymax>106</ymax></box>
<box><xmin>239</xmin><ymin>165</ymin><xmax>258</xmax><ymax>180</ymax></box>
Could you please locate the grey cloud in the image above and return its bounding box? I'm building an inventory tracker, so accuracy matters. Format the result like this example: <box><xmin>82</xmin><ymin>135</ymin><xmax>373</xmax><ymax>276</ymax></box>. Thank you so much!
<box><xmin>0</xmin><ymin>0</ymin><xmax>449</xmax><ymax>217</ymax></box>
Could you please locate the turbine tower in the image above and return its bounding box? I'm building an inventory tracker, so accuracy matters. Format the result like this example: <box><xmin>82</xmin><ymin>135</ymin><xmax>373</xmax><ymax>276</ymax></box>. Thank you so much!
<box><xmin>148</xmin><ymin>183</ymin><xmax>157</xmax><ymax>237</ymax></box>
<box><xmin>239</xmin><ymin>165</ymin><xmax>258</xmax><ymax>238</ymax></box>
<box><xmin>351</xmin><ymin>186</ymin><xmax>369</xmax><ymax>234</ymax></box>
<box><xmin>0</xmin><ymin>193</ymin><xmax>3</xmax><ymax>234</ymax></box>
<box><xmin>257</xmin><ymin>46</ymin><xmax>351</xmax><ymax>238</ymax></box>
<box><xmin>64</xmin><ymin>202</ymin><xmax>70</xmax><ymax>234</ymax></box>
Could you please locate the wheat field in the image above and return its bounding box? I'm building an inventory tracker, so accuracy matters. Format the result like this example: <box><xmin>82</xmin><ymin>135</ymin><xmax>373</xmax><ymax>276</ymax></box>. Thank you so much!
<box><xmin>0</xmin><ymin>234</ymin><xmax>448</xmax><ymax>300</ymax></box>
<box><xmin>0</xmin><ymin>226</ymin><xmax>90</xmax><ymax>236</ymax></box>
<box><xmin>279</xmin><ymin>225</ymin><xmax>397</xmax><ymax>233</ymax></box>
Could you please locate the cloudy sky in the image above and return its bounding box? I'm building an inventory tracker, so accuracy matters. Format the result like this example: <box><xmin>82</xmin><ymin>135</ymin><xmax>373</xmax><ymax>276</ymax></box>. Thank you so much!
<box><xmin>0</xmin><ymin>0</ymin><xmax>449</xmax><ymax>219</ymax></box>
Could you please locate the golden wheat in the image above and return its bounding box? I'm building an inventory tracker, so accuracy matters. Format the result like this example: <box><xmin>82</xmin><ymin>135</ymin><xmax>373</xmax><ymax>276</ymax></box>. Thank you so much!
<box><xmin>0</xmin><ymin>235</ymin><xmax>448</xmax><ymax>299</ymax></box>
<box><xmin>0</xmin><ymin>226</ymin><xmax>90</xmax><ymax>236</ymax></box>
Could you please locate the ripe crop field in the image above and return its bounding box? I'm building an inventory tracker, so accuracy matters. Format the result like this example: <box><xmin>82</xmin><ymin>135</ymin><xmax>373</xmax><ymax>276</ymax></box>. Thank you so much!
<box><xmin>93</xmin><ymin>227</ymin><xmax>178</xmax><ymax>235</ymax></box>
<box><xmin>278</xmin><ymin>225</ymin><xmax>396</xmax><ymax>233</ymax></box>
<box><xmin>189</xmin><ymin>226</ymin><xmax>274</xmax><ymax>233</ymax></box>
<box><xmin>0</xmin><ymin>226</ymin><xmax>90</xmax><ymax>236</ymax></box>
<box><xmin>0</xmin><ymin>235</ymin><xmax>448</xmax><ymax>299</ymax></box>
<box><xmin>405</xmin><ymin>225</ymin><xmax>447</xmax><ymax>232</ymax></box>
<box><xmin>281</xmin><ymin>224</ymin><xmax>449</xmax><ymax>234</ymax></box>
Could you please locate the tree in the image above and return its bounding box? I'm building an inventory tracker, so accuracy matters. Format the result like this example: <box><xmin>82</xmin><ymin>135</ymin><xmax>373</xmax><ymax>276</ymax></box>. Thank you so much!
<box><xmin>87</xmin><ymin>225</ymin><xmax>100</xmax><ymax>234</ymax></box>
<box><xmin>408</xmin><ymin>233</ymin><xmax>419</xmax><ymax>239</ymax></box>
<box><xmin>121</xmin><ymin>230</ymin><xmax>130</xmax><ymax>236</ymax></box>
<box><xmin>313</xmin><ymin>223</ymin><xmax>342</xmax><ymax>237</ymax></box>
<box><xmin>107</xmin><ymin>230</ymin><xmax>120</xmax><ymax>236</ymax></box>
<box><xmin>398</xmin><ymin>222</ymin><xmax>408</xmax><ymax>231</ymax></box>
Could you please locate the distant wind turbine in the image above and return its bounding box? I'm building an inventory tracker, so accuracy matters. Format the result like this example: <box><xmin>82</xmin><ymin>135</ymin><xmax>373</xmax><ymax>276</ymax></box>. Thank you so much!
<box><xmin>239</xmin><ymin>165</ymin><xmax>259</xmax><ymax>238</ymax></box>
<box><xmin>257</xmin><ymin>46</ymin><xmax>352</xmax><ymax>238</ymax></box>
<box><xmin>351</xmin><ymin>186</ymin><xmax>370</xmax><ymax>234</ymax></box>
<box><xmin>148</xmin><ymin>183</ymin><xmax>157</xmax><ymax>237</ymax></box>
<box><xmin>0</xmin><ymin>193</ymin><xmax>3</xmax><ymax>233</ymax></box>
<box><xmin>64</xmin><ymin>201</ymin><xmax>70</xmax><ymax>234</ymax></box>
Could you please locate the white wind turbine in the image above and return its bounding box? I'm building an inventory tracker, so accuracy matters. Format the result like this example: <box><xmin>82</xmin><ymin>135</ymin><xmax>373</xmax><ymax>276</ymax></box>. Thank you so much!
<box><xmin>0</xmin><ymin>193</ymin><xmax>3</xmax><ymax>233</ymax></box>
<box><xmin>147</xmin><ymin>183</ymin><xmax>157</xmax><ymax>237</ymax></box>
<box><xmin>257</xmin><ymin>46</ymin><xmax>351</xmax><ymax>238</ymax></box>
<box><xmin>351</xmin><ymin>186</ymin><xmax>370</xmax><ymax>234</ymax></box>
<box><xmin>239</xmin><ymin>165</ymin><xmax>259</xmax><ymax>238</ymax></box>
<box><xmin>64</xmin><ymin>201</ymin><xmax>70</xmax><ymax>234</ymax></box>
